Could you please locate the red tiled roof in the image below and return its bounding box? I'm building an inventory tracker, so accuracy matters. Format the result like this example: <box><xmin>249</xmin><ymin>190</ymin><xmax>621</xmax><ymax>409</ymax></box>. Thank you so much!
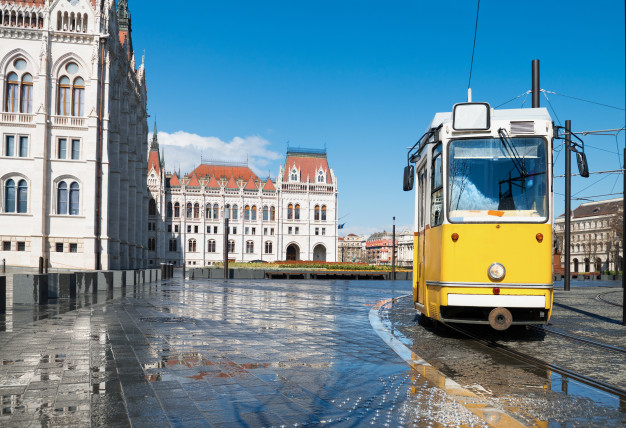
<box><xmin>244</xmin><ymin>178</ymin><xmax>258</xmax><ymax>191</ymax></box>
<box><xmin>189</xmin><ymin>165</ymin><xmax>259</xmax><ymax>182</ymax></box>
<box><xmin>283</xmin><ymin>154</ymin><xmax>332</xmax><ymax>184</ymax></box>
<box><xmin>187</xmin><ymin>174</ymin><xmax>200</xmax><ymax>187</ymax></box>
<box><xmin>263</xmin><ymin>178</ymin><xmax>276</xmax><ymax>191</ymax></box>
<box><xmin>170</xmin><ymin>173</ymin><xmax>180</xmax><ymax>186</ymax></box>
<box><xmin>147</xmin><ymin>151</ymin><xmax>160</xmax><ymax>175</ymax></box>
<box><xmin>225</xmin><ymin>176</ymin><xmax>238</xmax><ymax>189</ymax></box>
<box><xmin>206</xmin><ymin>176</ymin><xmax>219</xmax><ymax>188</ymax></box>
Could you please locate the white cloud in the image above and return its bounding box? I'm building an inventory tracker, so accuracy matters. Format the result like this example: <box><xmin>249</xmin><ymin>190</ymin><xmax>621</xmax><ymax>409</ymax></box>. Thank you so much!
<box><xmin>153</xmin><ymin>131</ymin><xmax>282</xmax><ymax>178</ymax></box>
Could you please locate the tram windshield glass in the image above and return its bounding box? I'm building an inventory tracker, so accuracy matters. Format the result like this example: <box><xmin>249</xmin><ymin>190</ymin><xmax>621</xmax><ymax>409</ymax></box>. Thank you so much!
<box><xmin>448</xmin><ymin>137</ymin><xmax>547</xmax><ymax>222</ymax></box>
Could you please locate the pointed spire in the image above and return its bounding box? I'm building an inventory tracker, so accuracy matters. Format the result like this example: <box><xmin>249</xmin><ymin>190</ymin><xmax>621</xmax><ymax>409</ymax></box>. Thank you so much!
<box><xmin>150</xmin><ymin>117</ymin><xmax>159</xmax><ymax>151</ymax></box>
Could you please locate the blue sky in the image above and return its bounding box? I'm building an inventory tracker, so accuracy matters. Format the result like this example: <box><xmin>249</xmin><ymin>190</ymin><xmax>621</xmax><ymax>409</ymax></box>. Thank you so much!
<box><xmin>131</xmin><ymin>0</ymin><xmax>625</xmax><ymax>236</ymax></box>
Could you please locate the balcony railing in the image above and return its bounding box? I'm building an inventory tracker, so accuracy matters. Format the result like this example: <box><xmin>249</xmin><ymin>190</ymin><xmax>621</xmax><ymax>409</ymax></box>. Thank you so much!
<box><xmin>52</xmin><ymin>115</ymin><xmax>86</xmax><ymax>128</ymax></box>
<box><xmin>0</xmin><ymin>112</ymin><xmax>34</xmax><ymax>125</ymax></box>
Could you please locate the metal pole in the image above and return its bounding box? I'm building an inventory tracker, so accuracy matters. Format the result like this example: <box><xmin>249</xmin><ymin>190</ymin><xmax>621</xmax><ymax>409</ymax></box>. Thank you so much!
<box><xmin>532</xmin><ymin>59</ymin><xmax>540</xmax><ymax>108</ymax></box>
<box><xmin>564</xmin><ymin>120</ymin><xmax>572</xmax><ymax>291</ymax></box>
<box><xmin>622</xmin><ymin>148</ymin><xmax>625</xmax><ymax>325</ymax></box>
<box><xmin>392</xmin><ymin>217</ymin><xmax>396</xmax><ymax>280</ymax></box>
<box><xmin>224</xmin><ymin>217</ymin><xmax>229</xmax><ymax>280</ymax></box>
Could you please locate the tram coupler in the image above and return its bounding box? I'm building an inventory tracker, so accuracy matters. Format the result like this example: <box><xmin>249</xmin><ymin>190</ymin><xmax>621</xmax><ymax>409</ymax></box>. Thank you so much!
<box><xmin>488</xmin><ymin>307</ymin><xmax>513</xmax><ymax>331</ymax></box>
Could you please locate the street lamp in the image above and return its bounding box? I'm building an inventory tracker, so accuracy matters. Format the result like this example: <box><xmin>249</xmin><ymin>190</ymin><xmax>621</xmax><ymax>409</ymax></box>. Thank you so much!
<box><xmin>224</xmin><ymin>205</ymin><xmax>229</xmax><ymax>280</ymax></box>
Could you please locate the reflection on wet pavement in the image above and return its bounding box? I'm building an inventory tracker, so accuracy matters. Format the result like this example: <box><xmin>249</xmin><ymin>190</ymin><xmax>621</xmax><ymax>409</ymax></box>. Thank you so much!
<box><xmin>0</xmin><ymin>276</ymin><xmax>493</xmax><ymax>427</ymax></box>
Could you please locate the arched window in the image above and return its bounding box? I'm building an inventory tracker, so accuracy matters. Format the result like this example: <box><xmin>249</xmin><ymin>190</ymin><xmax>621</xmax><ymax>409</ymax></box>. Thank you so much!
<box><xmin>290</xmin><ymin>168</ymin><xmax>298</xmax><ymax>181</ymax></box>
<box><xmin>69</xmin><ymin>182</ymin><xmax>79</xmax><ymax>215</ymax></box>
<box><xmin>251</xmin><ymin>206</ymin><xmax>257</xmax><ymax>221</ymax></box>
<box><xmin>317</xmin><ymin>170</ymin><xmax>324</xmax><ymax>183</ymax></box>
<box><xmin>207</xmin><ymin>240</ymin><xmax>216</xmax><ymax>253</ymax></box>
<box><xmin>321</xmin><ymin>205</ymin><xmax>327</xmax><ymax>221</ymax></box>
<box><xmin>194</xmin><ymin>203</ymin><xmax>199</xmax><ymax>218</ymax></box>
<box><xmin>228</xmin><ymin>240</ymin><xmax>235</xmax><ymax>253</ymax></box>
<box><xmin>188</xmin><ymin>239</ymin><xmax>196</xmax><ymax>252</ymax></box>
<box><xmin>149</xmin><ymin>199</ymin><xmax>157</xmax><ymax>215</ymax></box>
<box><xmin>72</xmin><ymin>77</ymin><xmax>84</xmax><ymax>116</ymax></box>
<box><xmin>206</xmin><ymin>203</ymin><xmax>212</xmax><ymax>219</ymax></box>
<box><xmin>213</xmin><ymin>203</ymin><xmax>219</xmax><ymax>219</ymax></box>
<box><xmin>263</xmin><ymin>206</ymin><xmax>268</xmax><ymax>221</ymax></box>
<box><xmin>270</xmin><ymin>206</ymin><xmax>276</xmax><ymax>221</ymax></box>
<box><xmin>265</xmin><ymin>241</ymin><xmax>272</xmax><ymax>254</ymax></box>
<box><xmin>174</xmin><ymin>202</ymin><xmax>180</xmax><ymax>218</ymax></box>
<box><xmin>246</xmin><ymin>241</ymin><xmax>254</xmax><ymax>254</ymax></box>
<box><xmin>57</xmin><ymin>181</ymin><xmax>68</xmax><ymax>214</ymax></box>
<box><xmin>294</xmin><ymin>204</ymin><xmax>300</xmax><ymax>220</ymax></box>
<box><xmin>167</xmin><ymin>202</ymin><xmax>172</xmax><ymax>218</ymax></box>
<box><xmin>17</xmin><ymin>179</ymin><xmax>27</xmax><ymax>213</ymax></box>
<box><xmin>287</xmin><ymin>204</ymin><xmax>293</xmax><ymax>220</ymax></box>
<box><xmin>5</xmin><ymin>72</ymin><xmax>18</xmax><ymax>112</ymax></box>
<box><xmin>21</xmin><ymin>73</ymin><xmax>32</xmax><ymax>113</ymax></box>
<box><xmin>186</xmin><ymin>202</ymin><xmax>192</xmax><ymax>218</ymax></box>
<box><xmin>314</xmin><ymin>205</ymin><xmax>320</xmax><ymax>221</ymax></box>
<box><xmin>244</xmin><ymin>205</ymin><xmax>250</xmax><ymax>220</ymax></box>
<box><xmin>57</xmin><ymin>76</ymin><xmax>71</xmax><ymax>115</ymax></box>
<box><xmin>232</xmin><ymin>204</ymin><xmax>238</xmax><ymax>220</ymax></box>
<box><xmin>4</xmin><ymin>179</ymin><xmax>15</xmax><ymax>212</ymax></box>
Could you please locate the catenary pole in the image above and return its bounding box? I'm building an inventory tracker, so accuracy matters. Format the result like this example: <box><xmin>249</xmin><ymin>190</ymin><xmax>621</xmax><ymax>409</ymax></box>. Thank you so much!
<box><xmin>532</xmin><ymin>59</ymin><xmax>540</xmax><ymax>108</ymax></box>
<box><xmin>622</xmin><ymin>148</ymin><xmax>625</xmax><ymax>325</ymax></box>
<box><xmin>564</xmin><ymin>120</ymin><xmax>572</xmax><ymax>291</ymax></box>
<box><xmin>392</xmin><ymin>217</ymin><xmax>396</xmax><ymax>280</ymax></box>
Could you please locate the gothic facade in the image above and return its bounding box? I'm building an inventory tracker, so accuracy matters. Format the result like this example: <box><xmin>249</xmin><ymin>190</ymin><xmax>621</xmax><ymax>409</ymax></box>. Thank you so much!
<box><xmin>0</xmin><ymin>0</ymin><xmax>148</xmax><ymax>270</ymax></box>
<box><xmin>147</xmin><ymin>140</ymin><xmax>338</xmax><ymax>266</ymax></box>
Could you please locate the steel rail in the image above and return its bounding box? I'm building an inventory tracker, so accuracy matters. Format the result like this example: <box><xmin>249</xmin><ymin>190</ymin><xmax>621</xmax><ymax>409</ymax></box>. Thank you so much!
<box><xmin>444</xmin><ymin>323</ymin><xmax>626</xmax><ymax>400</ymax></box>
<box><xmin>533</xmin><ymin>325</ymin><xmax>626</xmax><ymax>355</ymax></box>
<box><xmin>596</xmin><ymin>291</ymin><xmax>624</xmax><ymax>308</ymax></box>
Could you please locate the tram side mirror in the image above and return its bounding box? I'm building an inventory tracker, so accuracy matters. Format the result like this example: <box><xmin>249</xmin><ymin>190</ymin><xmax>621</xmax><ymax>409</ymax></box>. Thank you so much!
<box><xmin>403</xmin><ymin>165</ymin><xmax>414</xmax><ymax>191</ymax></box>
<box><xmin>576</xmin><ymin>152</ymin><xmax>590</xmax><ymax>178</ymax></box>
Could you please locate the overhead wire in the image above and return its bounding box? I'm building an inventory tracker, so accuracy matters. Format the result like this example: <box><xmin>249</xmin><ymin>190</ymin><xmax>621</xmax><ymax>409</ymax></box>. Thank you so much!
<box><xmin>494</xmin><ymin>90</ymin><xmax>530</xmax><ymax>109</ymax></box>
<box><xmin>467</xmin><ymin>0</ymin><xmax>481</xmax><ymax>90</ymax></box>
<box><xmin>542</xmin><ymin>90</ymin><xmax>625</xmax><ymax>111</ymax></box>
<box><xmin>541</xmin><ymin>91</ymin><xmax>561</xmax><ymax>125</ymax></box>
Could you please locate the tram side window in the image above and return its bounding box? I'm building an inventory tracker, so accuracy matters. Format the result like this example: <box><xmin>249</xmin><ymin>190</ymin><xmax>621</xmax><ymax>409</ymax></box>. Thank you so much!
<box><xmin>431</xmin><ymin>145</ymin><xmax>443</xmax><ymax>227</ymax></box>
<box><xmin>418</xmin><ymin>171</ymin><xmax>426</xmax><ymax>230</ymax></box>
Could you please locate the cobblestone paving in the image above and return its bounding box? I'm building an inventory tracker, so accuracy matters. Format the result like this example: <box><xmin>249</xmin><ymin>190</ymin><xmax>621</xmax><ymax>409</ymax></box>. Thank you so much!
<box><xmin>0</xmin><ymin>277</ymin><xmax>489</xmax><ymax>427</ymax></box>
<box><xmin>386</xmin><ymin>281</ymin><xmax>626</xmax><ymax>427</ymax></box>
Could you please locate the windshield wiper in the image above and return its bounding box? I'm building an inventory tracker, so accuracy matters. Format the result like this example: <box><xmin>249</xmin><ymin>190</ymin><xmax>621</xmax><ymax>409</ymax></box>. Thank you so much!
<box><xmin>497</xmin><ymin>128</ymin><xmax>527</xmax><ymax>177</ymax></box>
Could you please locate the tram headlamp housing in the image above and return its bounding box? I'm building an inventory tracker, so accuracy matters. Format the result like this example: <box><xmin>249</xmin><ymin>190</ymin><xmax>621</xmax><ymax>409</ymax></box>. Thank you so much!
<box><xmin>488</xmin><ymin>263</ymin><xmax>506</xmax><ymax>281</ymax></box>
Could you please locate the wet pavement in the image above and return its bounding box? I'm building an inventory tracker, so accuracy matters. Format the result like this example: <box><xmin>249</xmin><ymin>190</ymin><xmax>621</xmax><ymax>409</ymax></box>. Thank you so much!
<box><xmin>0</xmin><ymin>273</ymin><xmax>624</xmax><ymax>427</ymax></box>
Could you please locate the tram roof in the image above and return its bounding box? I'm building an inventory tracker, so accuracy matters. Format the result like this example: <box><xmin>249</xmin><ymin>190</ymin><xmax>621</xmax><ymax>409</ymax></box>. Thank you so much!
<box><xmin>429</xmin><ymin>107</ymin><xmax>551</xmax><ymax>129</ymax></box>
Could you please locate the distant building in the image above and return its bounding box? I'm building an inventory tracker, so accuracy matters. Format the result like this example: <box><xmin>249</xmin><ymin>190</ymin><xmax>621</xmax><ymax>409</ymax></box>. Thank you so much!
<box><xmin>147</xmin><ymin>142</ymin><xmax>338</xmax><ymax>266</ymax></box>
<box><xmin>338</xmin><ymin>234</ymin><xmax>366</xmax><ymax>263</ymax></box>
<box><xmin>0</xmin><ymin>0</ymin><xmax>148</xmax><ymax>269</ymax></box>
<box><xmin>366</xmin><ymin>232</ymin><xmax>397</xmax><ymax>265</ymax></box>
<box><xmin>554</xmin><ymin>198</ymin><xmax>623</xmax><ymax>273</ymax></box>
<box><xmin>397</xmin><ymin>229</ymin><xmax>413</xmax><ymax>268</ymax></box>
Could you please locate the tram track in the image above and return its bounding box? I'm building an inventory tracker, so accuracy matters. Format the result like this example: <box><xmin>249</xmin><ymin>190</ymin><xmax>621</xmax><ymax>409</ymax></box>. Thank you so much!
<box><xmin>596</xmin><ymin>290</ymin><xmax>624</xmax><ymax>307</ymax></box>
<box><xmin>532</xmin><ymin>325</ymin><xmax>626</xmax><ymax>355</ymax></box>
<box><xmin>444</xmin><ymin>322</ymin><xmax>626</xmax><ymax>401</ymax></box>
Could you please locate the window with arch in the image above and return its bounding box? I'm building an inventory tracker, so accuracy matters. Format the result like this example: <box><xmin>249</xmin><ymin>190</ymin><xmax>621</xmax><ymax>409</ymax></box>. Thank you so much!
<box><xmin>57</xmin><ymin>76</ymin><xmax>71</xmax><ymax>115</ymax></box>
<box><xmin>186</xmin><ymin>203</ymin><xmax>192</xmax><ymax>218</ymax></box>
<box><xmin>290</xmin><ymin>168</ymin><xmax>298</xmax><ymax>181</ymax></box>
<box><xmin>21</xmin><ymin>73</ymin><xmax>32</xmax><ymax>113</ymax></box>
<box><xmin>166</xmin><ymin>202</ymin><xmax>172</xmax><ymax>218</ymax></box>
<box><xmin>294</xmin><ymin>204</ymin><xmax>300</xmax><ymax>220</ymax></box>
<box><xmin>314</xmin><ymin>205</ymin><xmax>320</xmax><ymax>221</ymax></box>
<box><xmin>232</xmin><ymin>204</ymin><xmax>238</xmax><ymax>220</ymax></box>
<box><xmin>270</xmin><ymin>206</ymin><xmax>276</xmax><ymax>221</ymax></box>
<box><xmin>263</xmin><ymin>206</ymin><xmax>268</xmax><ymax>221</ymax></box>
<box><xmin>72</xmin><ymin>77</ymin><xmax>84</xmax><ymax>116</ymax></box>
<box><xmin>207</xmin><ymin>239</ymin><xmax>216</xmax><ymax>253</ymax></box>
<box><xmin>244</xmin><ymin>205</ymin><xmax>250</xmax><ymax>220</ymax></box>
<box><xmin>251</xmin><ymin>206</ymin><xmax>257</xmax><ymax>221</ymax></box>
<box><xmin>206</xmin><ymin>203</ymin><xmax>212</xmax><ymax>219</ymax></box>
<box><xmin>321</xmin><ymin>205</ymin><xmax>327</xmax><ymax>221</ymax></box>
<box><xmin>264</xmin><ymin>241</ymin><xmax>272</xmax><ymax>254</ymax></box>
<box><xmin>213</xmin><ymin>203</ymin><xmax>219</xmax><ymax>219</ymax></box>
<box><xmin>4</xmin><ymin>178</ymin><xmax>27</xmax><ymax>213</ymax></box>
<box><xmin>287</xmin><ymin>204</ymin><xmax>293</xmax><ymax>220</ymax></box>
<box><xmin>228</xmin><ymin>240</ymin><xmax>235</xmax><ymax>253</ymax></box>
<box><xmin>149</xmin><ymin>199</ymin><xmax>157</xmax><ymax>216</ymax></box>
<box><xmin>56</xmin><ymin>180</ymin><xmax>79</xmax><ymax>215</ymax></box>
<box><xmin>5</xmin><ymin>58</ymin><xmax>33</xmax><ymax>114</ymax></box>
<box><xmin>193</xmin><ymin>203</ymin><xmax>199</xmax><ymax>219</ymax></box>
<box><xmin>317</xmin><ymin>170</ymin><xmax>324</xmax><ymax>183</ymax></box>
<box><xmin>188</xmin><ymin>239</ymin><xmax>196</xmax><ymax>252</ymax></box>
<box><xmin>246</xmin><ymin>241</ymin><xmax>254</xmax><ymax>254</ymax></box>
<box><xmin>57</xmin><ymin>63</ymin><xmax>85</xmax><ymax>116</ymax></box>
<box><xmin>5</xmin><ymin>72</ymin><xmax>18</xmax><ymax>112</ymax></box>
<box><xmin>174</xmin><ymin>202</ymin><xmax>180</xmax><ymax>218</ymax></box>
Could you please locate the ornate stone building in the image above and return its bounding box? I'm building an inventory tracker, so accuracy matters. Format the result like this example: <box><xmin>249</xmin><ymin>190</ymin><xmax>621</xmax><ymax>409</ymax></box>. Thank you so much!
<box><xmin>0</xmin><ymin>0</ymin><xmax>148</xmax><ymax>270</ymax></box>
<box><xmin>554</xmin><ymin>198</ymin><xmax>623</xmax><ymax>273</ymax></box>
<box><xmin>338</xmin><ymin>233</ymin><xmax>366</xmax><ymax>263</ymax></box>
<box><xmin>147</xmin><ymin>143</ymin><xmax>338</xmax><ymax>266</ymax></box>
<box><xmin>366</xmin><ymin>232</ymin><xmax>397</xmax><ymax>266</ymax></box>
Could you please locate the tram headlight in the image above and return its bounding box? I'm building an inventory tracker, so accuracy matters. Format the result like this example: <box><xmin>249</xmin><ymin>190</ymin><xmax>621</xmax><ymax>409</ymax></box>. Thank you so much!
<box><xmin>488</xmin><ymin>263</ymin><xmax>506</xmax><ymax>281</ymax></box>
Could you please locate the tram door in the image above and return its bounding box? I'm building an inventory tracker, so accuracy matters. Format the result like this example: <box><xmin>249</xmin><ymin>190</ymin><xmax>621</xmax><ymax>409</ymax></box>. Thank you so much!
<box><xmin>416</xmin><ymin>165</ymin><xmax>427</xmax><ymax>306</ymax></box>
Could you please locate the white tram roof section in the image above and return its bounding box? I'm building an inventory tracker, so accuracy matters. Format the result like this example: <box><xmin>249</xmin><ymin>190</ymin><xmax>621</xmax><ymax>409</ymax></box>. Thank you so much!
<box><xmin>429</xmin><ymin>107</ymin><xmax>552</xmax><ymax>130</ymax></box>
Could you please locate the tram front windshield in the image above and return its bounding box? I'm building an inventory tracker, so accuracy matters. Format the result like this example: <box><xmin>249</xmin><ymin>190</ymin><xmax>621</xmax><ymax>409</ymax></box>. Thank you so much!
<box><xmin>448</xmin><ymin>137</ymin><xmax>547</xmax><ymax>222</ymax></box>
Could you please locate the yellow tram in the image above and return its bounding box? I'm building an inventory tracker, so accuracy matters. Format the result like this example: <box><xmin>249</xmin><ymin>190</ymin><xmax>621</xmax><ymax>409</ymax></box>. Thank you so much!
<box><xmin>403</xmin><ymin>103</ymin><xmax>559</xmax><ymax>330</ymax></box>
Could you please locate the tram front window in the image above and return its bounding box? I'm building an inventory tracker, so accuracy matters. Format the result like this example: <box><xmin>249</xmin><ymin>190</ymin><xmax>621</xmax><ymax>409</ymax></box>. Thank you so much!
<box><xmin>448</xmin><ymin>137</ymin><xmax>547</xmax><ymax>222</ymax></box>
